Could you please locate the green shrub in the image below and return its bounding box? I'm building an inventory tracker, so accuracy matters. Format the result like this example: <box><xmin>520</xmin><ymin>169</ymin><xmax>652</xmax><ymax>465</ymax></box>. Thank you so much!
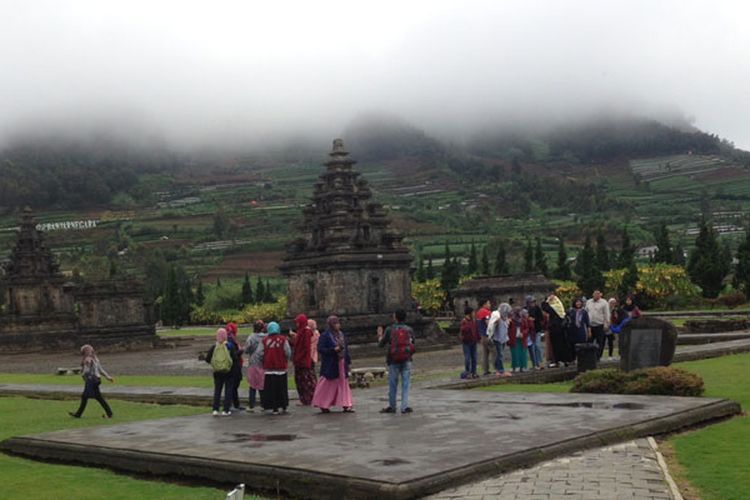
<box><xmin>624</xmin><ymin>367</ymin><xmax>704</xmax><ymax>396</ymax></box>
<box><xmin>570</xmin><ymin>369</ymin><xmax>627</xmax><ymax>393</ymax></box>
<box><xmin>571</xmin><ymin>366</ymin><xmax>704</xmax><ymax>397</ymax></box>
<box><xmin>718</xmin><ymin>290</ymin><xmax>747</xmax><ymax>309</ymax></box>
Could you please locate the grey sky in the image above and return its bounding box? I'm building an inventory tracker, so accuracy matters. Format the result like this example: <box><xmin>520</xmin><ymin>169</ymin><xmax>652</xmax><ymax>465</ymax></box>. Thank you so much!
<box><xmin>1</xmin><ymin>0</ymin><xmax>748</xmax><ymax>150</ymax></box>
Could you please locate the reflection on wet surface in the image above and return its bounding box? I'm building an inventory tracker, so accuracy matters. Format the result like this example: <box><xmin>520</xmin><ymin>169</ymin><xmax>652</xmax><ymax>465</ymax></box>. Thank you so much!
<box><xmin>371</xmin><ymin>458</ymin><xmax>411</xmax><ymax>466</ymax></box>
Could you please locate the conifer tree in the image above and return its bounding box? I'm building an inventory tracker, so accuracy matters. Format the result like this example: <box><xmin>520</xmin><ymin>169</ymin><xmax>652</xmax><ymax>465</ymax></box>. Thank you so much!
<box><xmin>534</xmin><ymin>237</ymin><xmax>548</xmax><ymax>276</ymax></box>
<box><xmin>687</xmin><ymin>218</ymin><xmax>727</xmax><ymax>298</ymax></box>
<box><xmin>467</xmin><ymin>241</ymin><xmax>478</xmax><ymax>275</ymax></box>
<box><xmin>255</xmin><ymin>276</ymin><xmax>265</xmax><ymax>303</ymax></box>
<box><xmin>553</xmin><ymin>238</ymin><xmax>572</xmax><ymax>280</ymax></box>
<box><xmin>673</xmin><ymin>242</ymin><xmax>686</xmax><ymax>266</ymax></box>
<box><xmin>264</xmin><ymin>279</ymin><xmax>274</xmax><ymax>303</ymax></box>
<box><xmin>481</xmin><ymin>246</ymin><xmax>491</xmax><ymax>275</ymax></box>
<box><xmin>654</xmin><ymin>223</ymin><xmax>673</xmax><ymax>264</ymax></box>
<box><xmin>595</xmin><ymin>231</ymin><xmax>610</xmax><ymax>271</ymax></box>
<box><xmin>242</xmin><ymin>272</ymin><xmax>254</xmax><ymax>305</ymax></box>
<box><xmin>195</xmin><ymin>280</ymin><xmax>205</xmax><ymax>306</ymax></box>
<box><xmin>524</xmin><ymin>238</ymin><xmax>534</xmax><ymax>272</ymax></box>
<box><xmin>575</xmin><ymin>234</ymin><xmax>604</xmax><ymax>296</ymax></box>
<box><xmin>494</xmin><ymin>241</ymin><xmax>509</xmax><ymax>274</ymax></box>
<box><xmin>619</xmin><ymin>260</ymin><xmax>639</xmax><ymax>300</ymax></box>
<box><xmin>415</xmin><ymin>257</ymin><xmax>426</xmax><ymax>282</ymax></box>
<box><xmin>617</xmin><ymin>228</ymin><xmax>635</xmax><ymax>269</ymax></box>
<box><xmin>426</xmin><ymin>255</ymin><xmax>435</xmax><ymax>280</ymax></box>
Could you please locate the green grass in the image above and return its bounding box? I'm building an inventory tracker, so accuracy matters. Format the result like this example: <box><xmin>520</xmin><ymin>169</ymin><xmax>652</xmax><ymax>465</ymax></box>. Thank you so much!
<box><xmin>668</xmin><ymin>353</ymin><xmax>750</xmax><ymax>500</ymax></box>
<box><xmin>0</xmin><ymin>397</ymin><xmax>230</xmax><ymax>500</ymax></box>
<box><xmin>476</xmin><ymin>381</ymin><xmax>572</xmax><ymax>393</ymax></box>
<box><xmin>157</xmin><ymin>326</ymin><xmax>217</xmax><ymax>337</ymax></box>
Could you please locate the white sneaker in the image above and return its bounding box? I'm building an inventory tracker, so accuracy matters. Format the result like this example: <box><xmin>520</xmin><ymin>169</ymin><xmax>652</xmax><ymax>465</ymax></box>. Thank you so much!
<box><xmin>608</xmin><ymin>357</ymin><xmax>614</xmax><ymax>361</ymax></box>
<box><xmin>221</xmin><ymin>411</ymin><xmax>232</xmax><ymax>416</ymax></box>
<box><xmin>212</xmin><ymin>410</ymin><xmax>219</xmax><ymax>416</ymax></box>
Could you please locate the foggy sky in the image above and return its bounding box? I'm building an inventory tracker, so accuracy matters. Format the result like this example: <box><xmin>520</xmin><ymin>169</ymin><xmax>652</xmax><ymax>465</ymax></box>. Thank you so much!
<box><xmin>1</xmin><ymin>0</ymin><xmax>749</xmax><ymax>151</ymax></box>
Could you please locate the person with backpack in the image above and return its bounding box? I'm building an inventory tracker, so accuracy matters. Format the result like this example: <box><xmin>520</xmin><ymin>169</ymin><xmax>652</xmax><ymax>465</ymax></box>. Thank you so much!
<box><xmin>205</xmin><ymin>327</ymin><xmax>238</xmax><ymax>416</ymax></box>
<box><xmin>244</xmin><ymin>320</ymin><xmax>266</xmax><ymax>412</ymax></box>
<box><xmin>459</xmin><ymin>306</ymin><xmax>480</xmax><ymax>378</ymax></box>
<box><xmin>289</xmin><ymin>313</ymin><xmax>317</xmax><ymax>406</ymax></box>
<box><xmin>311</xmin><ymin>315</ymin><xmax>354</xmax><ymax>413</ymax></box>
<box><xmin>256</xmin><ymin>321</ymin><xmax>292</xmax><ymax>414</ymax></box>
<box><xmin>377</xmin><ymin>309</ymin><xmax>416</xmax><ymax>414</ymax></box>
<box><xmin>225</xmin><ymin>322</ymin><xmax>244</xmax><ymax>411</ymax></box>
<box><xmin>68</xmin><ymin>344</ymin><xmax>114</xmax><ymax>419</ymax></box>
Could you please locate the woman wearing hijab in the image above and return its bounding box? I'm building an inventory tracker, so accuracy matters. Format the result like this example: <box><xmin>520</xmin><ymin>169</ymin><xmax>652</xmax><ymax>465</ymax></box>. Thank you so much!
<box><xmin>205</xmin><ymin>327</ymin><xmax>239</xmax><ymax>416</ymax></box>
<box><xmin>566</xmin><ymin>298</ymin><xmax>591</xmax><ymax>353</ymax></box>
<box><xmin>225</xmin><ymin>322</ymin><xmax>243</xmax><ymax>411</ymax></box>
<box><xmin>244</xmin><ymin>320</ymin><xmax>266</xmax><ymax>412</ymax></box>
<box><xmin>508</xmin><ymin>308</ymin><xmax>530</xmax><ymax>372</ymax></box>
<box><xmin>487</xmin><ymin>303</ymin><xmax>512</xmax><ymax>377</ymax></box>
<box><xmin>308</xmin><ymin>318</ymin><xmax>320</xmax><ymax>367</ymax></box>
<box><xmin>69</xmin><ymin>344</ymin><xmax>114</xmax><ymax>418</ymax></box>
<box><xmin>311</xmin><ymin>315</ymin><xmax>354</xmax><ymax>413</ymax></box>
<box><xmin>257</xmin><ymin>321</ymin><xmax>292</xmax><ymax>414</ymax></box>
<box><xmin>290</xmin><ymin>313</ymin><xmax>317</xmax><ymax>405</ymax></box>
<box><xmin>541</xmin><ymin>293</ymin><xmax>572</xmax><ymax>367</ymax></box>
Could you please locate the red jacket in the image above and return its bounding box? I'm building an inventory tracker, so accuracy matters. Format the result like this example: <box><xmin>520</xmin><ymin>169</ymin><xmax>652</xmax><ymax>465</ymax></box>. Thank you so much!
<box><xmin>262</xmin><ymin>335</ymin><xmax>289</xmax><ymax>371</ymax></box>
<box><xmin>291</xmin><ymin>326</ymin><xmax>313</xmax><ymax>369</ymax></box>
<box><xmin>507</xmin><ymin>318</ymin><xmax>531</xmax><ymax>348</ymax></box>
<box><xmin>460</xmin><ymin>318</ymin><xmax>480</xmax><ymax>344</ymax></box>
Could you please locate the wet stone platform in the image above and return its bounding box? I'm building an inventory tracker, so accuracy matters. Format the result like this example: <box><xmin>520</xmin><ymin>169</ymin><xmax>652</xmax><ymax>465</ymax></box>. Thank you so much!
<box><xmin>1</xmin><ymin>390</ymin><xmax>739</xmax><ymax>499</ymax></box>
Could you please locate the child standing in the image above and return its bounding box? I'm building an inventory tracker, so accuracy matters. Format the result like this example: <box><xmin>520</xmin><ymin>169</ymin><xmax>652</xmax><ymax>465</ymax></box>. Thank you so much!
<box><xmin>69</xmin><ymin>344</ymin><xmax>114</xmax><ymax>418</ymax></box>
<box><xmin>459</xmin><ymin>307</ymin><xmax>480</xmax><ymax>378</ymax></box>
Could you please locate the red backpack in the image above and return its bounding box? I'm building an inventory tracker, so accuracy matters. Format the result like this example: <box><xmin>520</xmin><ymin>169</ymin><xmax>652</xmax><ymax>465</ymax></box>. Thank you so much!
<box><xmin>389</xmin><ymin>326</ymin><xmax>415</xmax><ymax>363</ymax></box>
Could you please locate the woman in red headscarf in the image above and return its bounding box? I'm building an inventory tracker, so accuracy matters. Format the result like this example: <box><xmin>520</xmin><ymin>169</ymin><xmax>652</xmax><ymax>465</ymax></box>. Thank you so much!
<box><xmin>290</xmin><ymin>313</ymin><xmax>317</xmax><ymax>405</ymax></box>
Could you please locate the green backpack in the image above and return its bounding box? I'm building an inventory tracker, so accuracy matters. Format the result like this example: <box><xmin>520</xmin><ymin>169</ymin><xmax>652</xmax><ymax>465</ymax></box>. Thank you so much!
<box><xmin>211</xmin><ymin>342</ymin><xmax>232</xmax><ymax>373</ymax></box>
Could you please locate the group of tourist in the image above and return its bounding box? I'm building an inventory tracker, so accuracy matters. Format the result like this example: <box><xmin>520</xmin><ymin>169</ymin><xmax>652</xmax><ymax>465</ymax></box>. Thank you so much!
<box><xmin>206</xmin><ymin>314</ymin><xmax>356</xmax><ymax>416</ymax></box>
<box><xmin>460</xmin><ymin>291</ymin><xmax>641</xmax><ymax>378</ymax></box>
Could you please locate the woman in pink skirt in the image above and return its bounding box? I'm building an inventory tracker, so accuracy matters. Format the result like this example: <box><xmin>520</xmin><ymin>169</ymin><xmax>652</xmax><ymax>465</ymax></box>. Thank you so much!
<box><xmin>311</xmin><ymin>315</ymin><xmax>354</xmax><ymax>413</ymax></box>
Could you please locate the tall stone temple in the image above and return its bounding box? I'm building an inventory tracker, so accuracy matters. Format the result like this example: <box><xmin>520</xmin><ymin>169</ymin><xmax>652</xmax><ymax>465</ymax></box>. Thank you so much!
<box><xmin>0</xmin><ymin>208</ymin><xmax>155</xmax><ymax>352</ymax></box>
<box><xmin>281</xmin><ymin>139</ymin><xmax>442</xmax><ymax>344</ymax></box>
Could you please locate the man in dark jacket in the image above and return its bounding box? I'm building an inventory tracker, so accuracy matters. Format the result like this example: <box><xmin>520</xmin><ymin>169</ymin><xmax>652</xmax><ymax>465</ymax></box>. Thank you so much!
<box><xmin>377</xmin><ymin>309</ymin><xmax>415</xmax><ymax>414</ymax></box>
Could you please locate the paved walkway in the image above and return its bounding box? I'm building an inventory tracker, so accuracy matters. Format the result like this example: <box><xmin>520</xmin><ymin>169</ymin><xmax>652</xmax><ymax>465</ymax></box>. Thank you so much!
<box><xmin>428</xmin><ymin>439</ymin><xmax>673</xmax><ymax>500</ymax></box>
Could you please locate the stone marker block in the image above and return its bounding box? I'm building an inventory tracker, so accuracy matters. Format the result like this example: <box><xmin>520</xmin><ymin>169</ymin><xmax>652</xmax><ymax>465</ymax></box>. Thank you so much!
<box><xmin>619</xmin><ymin>317</ymin><xmax>677</xmax><ymax>372</ymax></box>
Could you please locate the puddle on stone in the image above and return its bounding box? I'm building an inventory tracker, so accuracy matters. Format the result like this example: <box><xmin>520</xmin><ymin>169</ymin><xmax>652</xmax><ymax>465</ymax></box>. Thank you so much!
<box><xmin>371</xmin><ymin>458</ymin><xmax>411</xmax><ymax>466</ymax></box>
<box><xmin>491</xmin><ymin>414</ymin><xmax>522</xmax><ymax>420</ymax></box>
<box><xmin>612</xmin><ymin>402</ymin><xmax>645</xmax><ymax>410</ymax></box>
<box><xmin>232</xmin><ymin>433</ymin><xmax>298</xmax><ymax>442</ymax></box>
<box><xmin>481</xmin><ymin>400</ymin><xmax>646</xmax><ymax>410</ymax></box>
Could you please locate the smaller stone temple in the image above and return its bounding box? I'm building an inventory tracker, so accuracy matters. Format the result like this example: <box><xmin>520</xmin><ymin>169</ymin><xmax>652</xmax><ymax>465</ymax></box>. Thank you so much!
<box><xmin>281</xmin><ymin>139</ymin><xmax>442</xmax><ymax>345</ymax></box>
<box><xmin>0</xmin><ymin>208</ymin><xmax>155</xmax><ymax>353</ymax></box>
<box><xmin>452</xmin><ymin>273</ymin><xmax>555</xmax><ymax>315</ymax></box>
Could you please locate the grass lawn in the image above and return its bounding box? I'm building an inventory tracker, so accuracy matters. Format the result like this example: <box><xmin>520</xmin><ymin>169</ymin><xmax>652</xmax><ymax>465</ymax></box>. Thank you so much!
<box><xmin>157</xmin><ymin>327</ymin><xmax>217</xmax><ymax>337</ymax></box>
<box><xmin>0</xmin><ymin>397</ymin><xmax>233</xmax><ymax>500</ymax></box>
<box><xmin>666</xmin><ymin>354</ymin><xmax>750</xmax><ymax>500</ymax></box>
<box><xmin>0</xmin><ymin>372</ymin><xmax>297</xmax><ymax>390</ymax></box>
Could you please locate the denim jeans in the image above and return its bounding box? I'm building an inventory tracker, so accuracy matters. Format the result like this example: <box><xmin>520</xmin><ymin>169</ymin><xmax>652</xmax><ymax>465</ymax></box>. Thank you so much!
<box><xmin>462</xmin><ymin>343</ymin><xmax>477</xmax><ymax>375</ymax></box>
<box><xmin>388</xmin><ymin>361</ymin><xmax>411</xmax><ymax>411</ymax></box>
<box><xmin>493</xmin><ymin>340</ymin><xmax>505</xmax><ymax>373</ymax></box>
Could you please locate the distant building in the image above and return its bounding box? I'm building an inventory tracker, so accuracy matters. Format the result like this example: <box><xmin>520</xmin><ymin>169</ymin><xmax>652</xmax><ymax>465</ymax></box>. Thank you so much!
<box><xmin>0</xmin><ymin>208</ymin><xmax>155</xmax><ymax>353</ymax></box>
<box><xmin>637</xmin><ymin>245</ymin><xmax>659</xmax><ymax>259</ymax></box>
<box><xmin>451</xmin><ymin>273</ymin><xmax>556</xmax><ymax>316</ymax></box>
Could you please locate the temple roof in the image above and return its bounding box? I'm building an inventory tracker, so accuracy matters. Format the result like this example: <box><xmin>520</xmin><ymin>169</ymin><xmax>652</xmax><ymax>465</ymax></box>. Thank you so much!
<box><xmin>3</xmin><ymin>207</ymin><xmax>63</xmax><ymax>280</ymax></box>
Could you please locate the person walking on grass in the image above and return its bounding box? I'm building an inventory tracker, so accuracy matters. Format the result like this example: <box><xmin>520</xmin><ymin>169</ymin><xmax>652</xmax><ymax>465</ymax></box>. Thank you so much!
<box><xmin>244</xmin><ymin>320</ymin><xmax>266</xmax><ymax>412</ymax></box>
<box><xmin>459</xmin><ymin>306</ymin><xmax>480</xmax><ymax>378</ymax></box>
<box><xmin>69</xmin><ymin>344</ymin><xmax>114</xmax><ymax>419</ymax></box>
<box><xmin>378</xmin><ymin>309</ymin><xmax>416</xmax><ymax>414</ymax></box>
<box><xmin>205</xmin><ymin>327</ymin><xmax>239</xmax><ymax>416</ymax></box>
<box><xmin>257</xmin><ymin>321</ymin><xmax>292</xmax><ymax>415</ymax></box>
<box><xmin>585</xmin><ymin>290</ymin><xmax>610</xmax><ymax>360</ymax></box>
<box><xmin>290</xmin><ymin>313</ymin><xmax>317</xmax><ymax>406</ymax></box>
<box><xmin>312</xmin><ymin>315</ymin><xmax>354</xmax><ymax>413</ymax></box>
<box><xmin>476</xmin><ymin>298</ymin><xmax>493</xmax><ymax>376</ymax></box>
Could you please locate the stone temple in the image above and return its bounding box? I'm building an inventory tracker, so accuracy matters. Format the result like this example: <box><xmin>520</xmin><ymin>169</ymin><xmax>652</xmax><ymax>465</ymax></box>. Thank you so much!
<box><xmin>281</xmin><ymin>139</ymin><xmax>442</xmax><ymax>345</ymax></box>
<box><xmin>0</xmin><ymin>208</ymin><xmax>155</xmax><ymax>352</ymax></box>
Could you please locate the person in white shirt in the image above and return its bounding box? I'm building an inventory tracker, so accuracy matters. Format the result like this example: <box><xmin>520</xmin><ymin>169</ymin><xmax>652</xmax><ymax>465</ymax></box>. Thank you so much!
<box><xmin>585</xmin><ymin>290</ymin><xmax>610</xmax><ymax>360</ymax></box>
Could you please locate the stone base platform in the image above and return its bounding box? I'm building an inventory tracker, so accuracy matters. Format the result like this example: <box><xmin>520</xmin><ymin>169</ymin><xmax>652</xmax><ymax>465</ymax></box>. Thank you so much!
<box><xmin>1</xmin><ymin>390</ymin><xmax>739</xmax><ymax>499</ymax></box>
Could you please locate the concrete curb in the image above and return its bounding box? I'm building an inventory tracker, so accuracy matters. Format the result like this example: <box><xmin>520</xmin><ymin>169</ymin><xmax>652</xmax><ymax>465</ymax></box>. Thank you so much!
<box><xmin>648</xmin><ymin>436</ymin><xmax>685</xmax><ymax>500</ymax></box>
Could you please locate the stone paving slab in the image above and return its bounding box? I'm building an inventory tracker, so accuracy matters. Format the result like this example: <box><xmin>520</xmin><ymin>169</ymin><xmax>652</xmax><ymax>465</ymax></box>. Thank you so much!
<box><xmin>428</xmin><ymin>439</ymin><xmax>672</xmax><ymax>500</ymax></box>
<box><xmin>1</xmin><ymin>390</ymin><xmax>738</xmax><ymax>499</ymax></box>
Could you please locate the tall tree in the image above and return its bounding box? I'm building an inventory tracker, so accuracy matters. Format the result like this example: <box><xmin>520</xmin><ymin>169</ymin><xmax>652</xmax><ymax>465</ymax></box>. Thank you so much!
<box><xmin>575</xmin><ymin>234</ymin><xmax>604</xmax><ymax>296</ymax></box>
<box><xmin>524</xmin><ymin>238</ymin><xmax>534</xmax><ymax>272</ymax></box>
<box><xmin>673</xmin><ymin>242</ymin><xmax>686</xmax><ymax>267</ymax></box>
<box><xmin>426</xmin><ymin>255</ymin><xmax>435</xmax><ymax>280</ymax></box>
<box><xmin>241</xmin><ymin>272</ymin><xmax>254</xmax><ymax>305</ymax></box>
<box><xmin>494</xmin><ymin>241</ymin><xmax>509</xmax><ymax>274</ymax></box>
<box><xmin>415</xmin><ymin>257</ymin><xmax>426</xmax><ymax>282</ymax></box>
<box><xmin>617</xmin><ymin>228</ymin><xmax>635</xmax><ymax>269</ymax></box>
<box><xmin>255</xmin><ymin>276</ymin><xmax>265</xmax><ymax>304</ymax></box>
<box><xmin>534</xmin><ymin>237</ymin><xmax>548</xmax><ymax>276</ymax></box>
<box><xmin>264</xmin><ymin>279</ymin><xmax>274</xmax><ymax>303</ymax></box>
<box><xmin>595</xmin><ymin>231</ymin><xmax>610</xmax><ymax>271</ymax></box>
<box><xmin>481</xmin><ymin>246</ymin><xmax>491</xmax><ymax>275</ymax></box>
<box><xmin>553</xmin><ymin>238</ymin><xmax>572</xmax><ymax>280</ymax></box>
<box><xmin>654</xmin><ymin>223</ymin><xmax>673</xmax><ymax>264</ymax></box>
<box><xmin>734</xmin><ymin>226</ymin><xmax>750</xmax><ymax>294</ymax></box>
<box><xmin>467</xmin><ymin>241</ymin><xmax>478</xmax><ymax>275</ymax></box>
<box><xmin>687</xmin><ymin>218</ymin><xmax>727</xmax><ymax>298</ymax></box>
<box><xmin>195</xmin><ymin>280</ymin><xmax>205</xmax><ymax>306</ymax></box>
<box><xmin>619</xmin><ymin>260</ymin><xmax>639</xmax><ymax>300</ymax></box>
<box><xmin>162</xmin><ymin>265</ymin><xmax>181</xmax><ymax>327</ymax></box>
